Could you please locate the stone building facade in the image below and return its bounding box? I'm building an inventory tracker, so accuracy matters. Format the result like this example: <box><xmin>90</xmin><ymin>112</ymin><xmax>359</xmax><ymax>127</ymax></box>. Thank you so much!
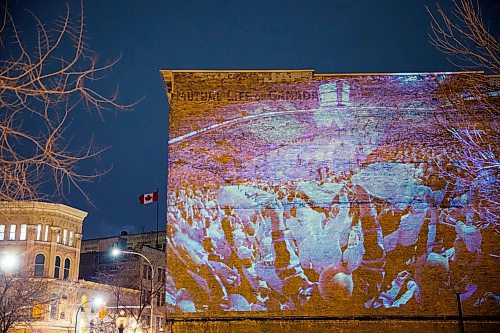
<box><xmin>162</xmin><ymin>70</ymin><xmax>499</xmax><ymax>332</ymax></box>
<box><xmin>0</xmin><ymin>201</ymin><xmax>87</xmax><ymax>332</ymax></box>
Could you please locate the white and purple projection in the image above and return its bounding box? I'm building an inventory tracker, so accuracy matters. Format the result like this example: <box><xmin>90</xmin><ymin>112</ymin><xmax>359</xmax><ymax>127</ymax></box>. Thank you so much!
<box><xmin>165</xmin><ymin>71</ymin><xmax>498</xmax><ymax>315</ymax></box>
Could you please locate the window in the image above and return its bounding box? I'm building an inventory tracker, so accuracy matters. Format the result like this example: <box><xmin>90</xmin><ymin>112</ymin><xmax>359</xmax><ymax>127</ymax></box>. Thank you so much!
<box><xmin>0</xmin><ymin>225</ymin><xmax>5</xmax><ymax>240</ymax></box>
<box><xmin>32</xmin><ymin>301</ymin><xmax>42</xmax><ymax>318</ymax></box>
<box><xmin>36</xmin><ymin>224</ymin><xmax>42</xmax><ymax>241</ymax></box>
<box><xmin>20</xmin><ymin>224</ymin><xmax>27</xmax><ymax>240</ymax></box>
<box><xmin>63</xmin><ymin>258</ymin><xmax>70</xmax><ymax>280</ymax></box>
<box><xmin>58</xmin><ymin>298</ymin><xmax>67</xmax><ymax>320</ymax></box>
<box><xmin>142</xmin><ymin>289</ymin><xmax>152</xmax><ymax>305</ymax></box>
<box><xmin>62</xmin><ymin>229</ymin><xmax>67</xmax><ymax>245</ymax></box>
<box><xmin>54</xmin><ymin>256</ymin><xmax>61</xmax><ymax>278</ymax></box>
<box><xmin>9</xmin><ymin>225</ymin><xmax>16</xmax><ymax>240</ymax></box>
<box><xmin>44</xmin><ymin>225</ymin><xmax>49</xmax><ymax>242</ymax></box>
<box><xmin>156</xmin><ymin>317</ymin><xmax>162</xmax><ymax>333</ymax></box>
<box><xmin>34</xmin><ymin>254</ymin><xmax>45</xmax><ymax>277</ymax></box>
<box><xmin>81</xmin><ymin>295</ymin><xmax>88</xmax><ymax>313</ymax></box>
<box><xmin>69</xmin><ymin>231</ymin><xmax>74</xmax><ymax>247</ymax></box>
<box><xmin>56</xmin><ymin>230</ymin><xmax>60</xmax><ymax>244</ymax></box>
<box><xmin>49</xmin><ymin>294</ymin><xmax>57</xmax><ymax>320</ymax></box>
<box><xmin>156</xmin><ymin>268</ymin><xmax>166</xmax><ymax>283</ymax></box>
<box><xmin>143</xmin><ymin>265</ymin><xmax>152</xmax><ymax>280</ymax></box>
<box><xmin>157</xmin><ymin>292</ymin><xmax>165</xmax><ymax>306</ymax></box>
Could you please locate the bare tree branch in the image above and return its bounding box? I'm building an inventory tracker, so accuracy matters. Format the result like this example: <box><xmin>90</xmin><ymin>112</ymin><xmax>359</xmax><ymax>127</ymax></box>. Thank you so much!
<box><xmin>0</xmin><ymin>1</ymin><xmax>134</xmax><ymax>203</ymax></box>
<box><xmin>0</xmin><ymin>271</ymin><xmax>71</xmax><ymax>333</ymax></box>
<box><xmin>427</xmin><ymin>0</ymin><xmax>499</xmax><ymax>226</ymax></box>
<box><xmin>427</xmin><ymin>0</ymin><xmax>500</xmax><ymax>72</ymax></box>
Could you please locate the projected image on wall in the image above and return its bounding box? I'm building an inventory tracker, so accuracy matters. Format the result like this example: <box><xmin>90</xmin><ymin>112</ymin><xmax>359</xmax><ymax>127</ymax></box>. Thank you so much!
<box><xmin>166</xmin><ymin>73</ymin><xmax>498</xmax><ymax>315</ymax></box>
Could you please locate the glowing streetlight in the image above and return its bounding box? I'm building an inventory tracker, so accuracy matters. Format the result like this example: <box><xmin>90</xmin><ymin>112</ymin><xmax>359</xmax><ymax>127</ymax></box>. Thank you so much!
<box><xmin>74</xmin><ymin>296</ymin><xmax>105</xmax><ymax>333</ymax></box>
<box><xmin>0</xmin><ymin>253</ymin><xmax>20</xmax><ymax>273</ymax></box>
<box><xmin>111</xmin><ymin>248</ymin><xmax>154</xmax><ymax>333</ymax></box>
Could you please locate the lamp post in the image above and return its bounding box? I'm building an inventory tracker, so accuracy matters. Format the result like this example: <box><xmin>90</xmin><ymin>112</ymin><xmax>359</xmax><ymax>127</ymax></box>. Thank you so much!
<box><xmin>74</xmin><ymin>296</ymin><xmax>104</xmax><ymax>333</ymax></box>
<box><xmin>112</xmin><ymin>248</ymin><xmax>155</xmax><ymax>333</ymax></box>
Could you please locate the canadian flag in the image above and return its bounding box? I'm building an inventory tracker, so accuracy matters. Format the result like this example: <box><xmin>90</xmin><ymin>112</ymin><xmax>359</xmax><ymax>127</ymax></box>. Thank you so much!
<box><xmin>139</xmin><ymin>191</ymin><xmax>158</xmax><ymax>205</ymax></box>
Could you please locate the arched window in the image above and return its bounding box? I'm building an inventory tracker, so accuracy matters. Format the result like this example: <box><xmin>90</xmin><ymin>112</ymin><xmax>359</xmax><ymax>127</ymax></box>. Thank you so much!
<box><xmin>54</xmin><ymin>256</ymin><xmax>61</xmax><ymax>278</ymax></box>
<box><xmin>34</xmin><ymin>254</ymin><xmax>45</xmax><ymax>277</ymax></box>
<box><xmin>63</xmin><ymin>258</ymin><xmax>70</xmax><ymax>280</ymax></box>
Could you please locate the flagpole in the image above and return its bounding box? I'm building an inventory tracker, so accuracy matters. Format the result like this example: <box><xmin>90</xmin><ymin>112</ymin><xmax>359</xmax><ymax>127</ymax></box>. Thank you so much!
<box><xmin>156</xmin><ymin>187</ymin><xmax>159</xmax><ymax>249</ymax></box>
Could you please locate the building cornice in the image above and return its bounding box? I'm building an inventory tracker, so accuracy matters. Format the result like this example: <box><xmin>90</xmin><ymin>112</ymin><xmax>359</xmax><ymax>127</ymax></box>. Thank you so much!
<box><xmin>0</xmin><ymin>201</ymin><xmax>88</xmax><ymax>220</ymax></box>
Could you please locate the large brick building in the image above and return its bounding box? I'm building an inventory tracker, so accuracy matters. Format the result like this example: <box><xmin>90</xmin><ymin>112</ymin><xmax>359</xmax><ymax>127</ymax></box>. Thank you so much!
<box><xmin>162</xmin><ymin>70</ymin><xmax>499</xmax><ymax>332</ymax></box>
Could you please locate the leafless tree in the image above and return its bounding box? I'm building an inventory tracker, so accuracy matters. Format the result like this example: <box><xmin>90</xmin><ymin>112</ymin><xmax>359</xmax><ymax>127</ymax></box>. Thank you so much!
<box><xmin>427</xmin><ymin>0</ymin><xmax>499</xmax><ymax>73</ymax></box>
<box><xmin>426</xmin><ymin>0</ymin><xmax>499</xmax><ymax>225</ymax></box>
<box><xmin>94</xmin><ymin>252</ymin><xmax>165</xmax><ymax>333</ymax></box>
<box><xmin>0</xmin><ymin>271</ymin><xmax>66</xmax><ymax>333</ymax></box>
<box><xmin>0</xmin><ymin>1</ymin><xmax>131</xmax><ymax>203</ymax></box>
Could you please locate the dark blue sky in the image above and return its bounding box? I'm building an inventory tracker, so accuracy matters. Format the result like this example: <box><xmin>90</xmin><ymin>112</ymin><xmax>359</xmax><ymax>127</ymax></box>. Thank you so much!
<box><xmin>8</xmin><ymin>0</ymin><xmax>499</xmax><ymax>239</ymax></box>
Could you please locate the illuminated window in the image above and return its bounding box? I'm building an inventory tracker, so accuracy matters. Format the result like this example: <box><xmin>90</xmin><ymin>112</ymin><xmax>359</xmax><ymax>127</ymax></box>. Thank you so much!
<box><xmin>20</xmin><ymin>224</ymin><xmax>27</xmax><ymax>240</ymax></box>
<box><xmin>56</xmin><ymin>231</ymin><xmax>60</xmax><ymax>244</ymax></box>
<box><xmin>0</xmin><ymin>225</ymin><xmax>5</xmax><ymax>240</ymax></box>
<box><xmin>32</xmin><ymin>300</ymin><xmax>42</xmax><ymax>318</ymax></box>
<box><xmin>69</xmin><ymin>231</ymin><xmax>74</xmax><ymax>247</ymax></box>
<box><xmin>54</xmin><ymin>256</ymin><xmax>61</xmax><ymax>278</ymax></box>
<box><xmin>9</xmin><ymin>225</ymin><xmax>16</xmax><ymax>240</ymax></box>
<box><xmin>81</xmin><ymin>295</ymin><xmax>88</xmax><ymax>313</ymax></box>
<box><xmin>63</xmin><ymin>258</ymin><xmax>70</xmax><ymax>280</ymax></box>
<box><xmin>62</xmin><ymin>229</ymin><xmax>67</xmax><ymax>245</ymax></box>
<box><xmin>36</xmin><ymin>224</ymin><xmax>42</xmax><ymax>241</ymax></box>
<box><xmin>34</xmin><ymin>254</ymin><xmax>45</xmax><ymax>277</ymax></box>
<box><xmin>44</xmin><ymin>225</ymin><xmax>49</xmax><ymax>242</ymax></box>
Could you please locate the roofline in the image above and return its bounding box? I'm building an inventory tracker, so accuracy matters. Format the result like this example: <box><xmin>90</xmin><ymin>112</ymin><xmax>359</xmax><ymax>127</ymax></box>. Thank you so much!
<box><xmin>161</xmin><ymin>69</ymin><xmax>313</xmax><ymax>73</ymax></box>
<box><xmin>313</xmin><ymin>71</ymin><xmax>484</xmax><ymax>76</ymax></box>
<box><xmin>0</xmin><ymin>201</ymin><xmax>87</xmax><ymax>220</ymax></box>
<box><xmin>82</xmin><ymin>230</ymin><xmax>167</xmax><ymax>241</ymax></box>
<box><xmin>160</xmin><ymin>69</ymin><xmax>485</xmax><ymax>76</ymax></box>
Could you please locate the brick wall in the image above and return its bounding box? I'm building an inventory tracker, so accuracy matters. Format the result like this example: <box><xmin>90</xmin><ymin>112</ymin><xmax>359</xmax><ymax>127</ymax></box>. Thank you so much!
<box><xmin>162</xmin><ymin>70</ymin><xmax>499</xmax><ymax>331</ymax></box>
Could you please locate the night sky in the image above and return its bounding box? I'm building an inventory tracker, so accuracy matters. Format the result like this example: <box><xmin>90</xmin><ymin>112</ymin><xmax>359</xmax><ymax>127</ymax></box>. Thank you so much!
<box><xmin>7</xmin><ymin>0</ymin><xmax>499</xmax><ymax>239</ymax></box>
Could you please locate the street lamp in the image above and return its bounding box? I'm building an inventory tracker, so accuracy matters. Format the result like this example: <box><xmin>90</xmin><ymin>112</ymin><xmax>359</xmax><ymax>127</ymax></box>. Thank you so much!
<box><xmin>0</xmin><ymin>252</ymin><xmax>20</xmax><ymax>273</ymax></box>
<box><xmin>74</xmin><ymin>296</ymin><xmax>104</xmax><ymax>333</ymax></box>
<box><xmin>111</xmin><ymin>248</ymin><xmax>155</xmax><ymax>333</ymax></box>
